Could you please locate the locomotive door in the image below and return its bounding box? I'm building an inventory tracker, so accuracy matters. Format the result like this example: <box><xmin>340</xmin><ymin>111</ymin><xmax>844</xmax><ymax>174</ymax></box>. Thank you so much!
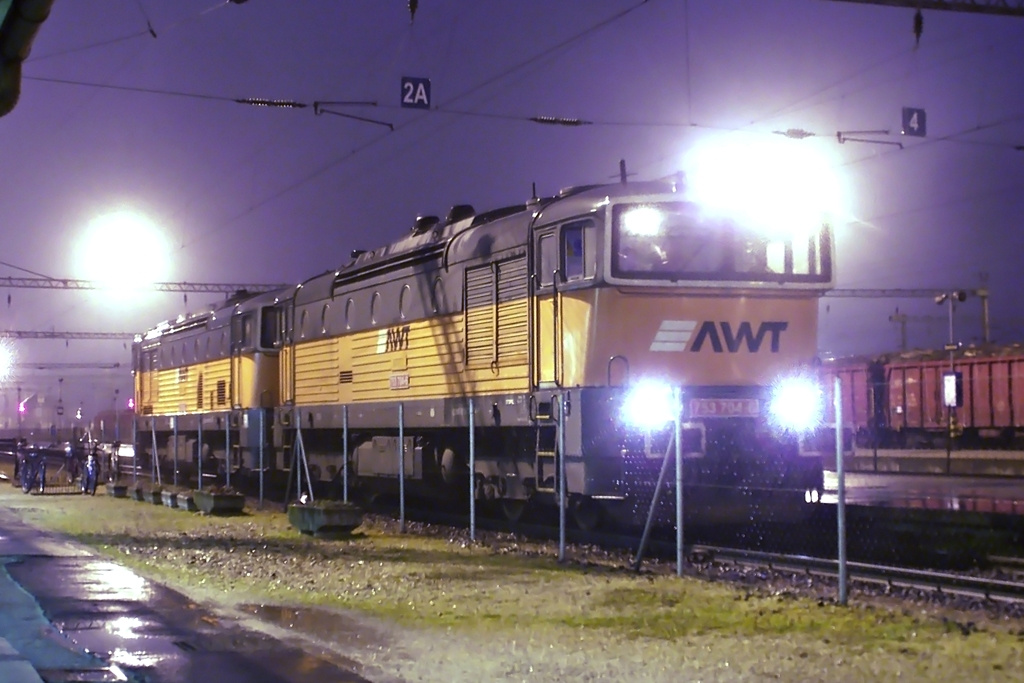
<box><xmin>139</xmin><ymin>346</ymin><xmax>158</xmax><ymax>412</ymax></box>
<box><xmin>534</xmin><ymin>228</ymin><xmax>562</xmax><ymax>387</ymax></box>
<box><xmin>229</xmin><ymin>312</ymin><xmax>251</xmax><ymax>407</ymax></box>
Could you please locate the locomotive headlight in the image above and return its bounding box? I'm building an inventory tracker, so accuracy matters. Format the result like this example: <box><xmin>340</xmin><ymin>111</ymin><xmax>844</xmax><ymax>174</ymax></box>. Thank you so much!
<box><xmin>767</xmin><ymin>375</ymin><xmax>823</xmax><ymax>434</ymax></box>
<box><xmin>622</xmin><ymin>379</ymin><xmax>680</xmax><ymax>429</ymax></box>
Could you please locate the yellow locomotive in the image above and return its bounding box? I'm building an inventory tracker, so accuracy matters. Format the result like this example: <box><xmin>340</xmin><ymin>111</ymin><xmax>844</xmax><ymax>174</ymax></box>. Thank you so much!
<box><xmin>134</xmin><ymin>177</ymin><xmax>833</xmax><ymax>528</ymax></box>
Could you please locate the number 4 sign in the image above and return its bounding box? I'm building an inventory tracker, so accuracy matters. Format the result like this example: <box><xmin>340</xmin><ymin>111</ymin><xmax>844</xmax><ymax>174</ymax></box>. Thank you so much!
<box><xmin>901</xmin><ymin>107</ymin><xmax>926</xmax><ymax>137</ymax></box>
<box><xmin>401</xmin><ymin>77</ymin><xmax>431</xmax><ymax>109</ymax></box>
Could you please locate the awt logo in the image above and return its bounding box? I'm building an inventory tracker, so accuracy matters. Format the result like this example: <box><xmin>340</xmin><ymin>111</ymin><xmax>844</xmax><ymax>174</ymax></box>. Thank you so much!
<box><xmin>649</xmin><ymin>320</ymin><xmax>788</xmax><ymax>353</ymax></box>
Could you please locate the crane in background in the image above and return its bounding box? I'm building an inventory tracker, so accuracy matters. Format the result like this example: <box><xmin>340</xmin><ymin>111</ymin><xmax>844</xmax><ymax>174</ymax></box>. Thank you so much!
<box><xmin>825</xmin><ymin>288</ymin><xmax>992</xmax><ymax>345</ymax></box>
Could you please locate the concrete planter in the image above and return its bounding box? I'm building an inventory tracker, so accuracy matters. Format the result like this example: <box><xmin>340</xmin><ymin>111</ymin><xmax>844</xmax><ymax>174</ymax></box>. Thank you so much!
<box><xmin>106</xmin><ymin>483</ymin><xmax>128</xmax><ymax>498</ymax></box>
<box><xmin>287</xmin><ymin>502</ymin><xmax>363</xmax><ymax>537</ymax></box>
<box><xmin>193</xmin><ymin>490</ymin><xmax>245</xmax><ymax>515</ymax></box>
<box><xmin>177</xmin><ymin>493</ymin><xmax>198</xmax><ymax>512</ymax></box>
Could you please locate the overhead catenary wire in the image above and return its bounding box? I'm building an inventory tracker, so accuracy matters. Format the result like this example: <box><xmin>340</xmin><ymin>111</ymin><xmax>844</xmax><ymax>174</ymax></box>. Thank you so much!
<box><xmin>26</xmin><ymin>1</ymin><xmax>240</xmax><ymax>63</ymax></box>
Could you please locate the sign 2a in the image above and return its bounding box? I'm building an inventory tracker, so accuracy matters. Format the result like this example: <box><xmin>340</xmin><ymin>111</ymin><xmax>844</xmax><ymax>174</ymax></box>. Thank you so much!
<box><xmin>401</xmin><ymin>77</ymin><xmax>431</xmax><ymax>109</ymax></box>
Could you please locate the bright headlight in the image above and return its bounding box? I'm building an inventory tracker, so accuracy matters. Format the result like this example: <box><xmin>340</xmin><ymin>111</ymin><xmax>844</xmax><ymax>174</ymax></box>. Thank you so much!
<box><xmin>621</xmin><ymin>379</ymin><xmax>678</xmax><ymax>429</ymax></box>
<box><xmin>767</xmin><ymin>375</ymin><xmax>823</xmax><ymax>434</ymax></box>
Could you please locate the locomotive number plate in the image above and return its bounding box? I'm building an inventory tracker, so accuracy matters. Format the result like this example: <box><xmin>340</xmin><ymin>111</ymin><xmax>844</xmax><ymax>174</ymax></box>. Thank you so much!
<box><xmin>689</xmin><ymin>398</ymin><xmax>759</xmax><ymax>418</ymax></box>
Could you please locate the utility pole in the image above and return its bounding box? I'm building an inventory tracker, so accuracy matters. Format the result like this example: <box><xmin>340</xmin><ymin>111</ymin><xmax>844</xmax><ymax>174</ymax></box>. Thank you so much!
<box><xmin>888</xmin><ymin>310</ymin><xmax>909</xmax><ymax>352</ymax></box>
<box><xmin>935</xmin><ymin>291</ymin><xmax>967</xmax><ymax>473</ymax></box>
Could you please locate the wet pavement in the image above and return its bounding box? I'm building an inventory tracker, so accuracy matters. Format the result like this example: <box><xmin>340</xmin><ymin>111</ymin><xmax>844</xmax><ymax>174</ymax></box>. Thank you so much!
<box><xmin>0</xmin><ymin>502</ymin><xmax>371</xmax><ymax>683</ymax></box>
<box><xmin>823</xmin><ymin>470</ymin><xmax>1024</xmax><ymax>514</ymax></box>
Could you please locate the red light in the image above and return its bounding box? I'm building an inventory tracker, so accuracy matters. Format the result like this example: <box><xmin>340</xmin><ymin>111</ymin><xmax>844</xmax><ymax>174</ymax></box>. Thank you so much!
<box><xmin>127</xmin><ymin>397</ymin><xmax>135</xmax><ymax>410</ymax></box>
<box><xmin>18</xmin><ymin>403</ymin><xmax>25</xmax><ymax>414</ymax></box>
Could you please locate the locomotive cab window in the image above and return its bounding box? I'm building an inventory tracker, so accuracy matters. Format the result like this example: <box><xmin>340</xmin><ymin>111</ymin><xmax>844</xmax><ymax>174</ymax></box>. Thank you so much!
<box><xmin>610</xmin><ymin>201</ymin><xmax>831</xmax><ymax>284</ymax></box>
<box><xmin>563</xmin><ymin>219</ymin><xmax>596</xmax><ymax>282</ymax></box>
<box><xmin>537</xmin><ymin>220</ymin><xmax>596</xmax><ymax>287</ymax></box>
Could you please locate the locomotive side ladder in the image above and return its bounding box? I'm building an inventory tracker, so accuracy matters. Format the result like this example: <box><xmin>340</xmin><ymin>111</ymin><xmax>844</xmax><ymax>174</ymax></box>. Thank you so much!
<box><xmin>533</xmin><ymin>398</ymin><xmax>559</xmax><ymax>493</ymax></box>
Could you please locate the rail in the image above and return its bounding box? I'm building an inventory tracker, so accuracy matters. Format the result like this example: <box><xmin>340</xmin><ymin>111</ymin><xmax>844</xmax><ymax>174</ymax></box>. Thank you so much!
<box><xmin>691</xmin><ymin>545</ymin><xmax>1024</xmax><ymax>603</ymax></box>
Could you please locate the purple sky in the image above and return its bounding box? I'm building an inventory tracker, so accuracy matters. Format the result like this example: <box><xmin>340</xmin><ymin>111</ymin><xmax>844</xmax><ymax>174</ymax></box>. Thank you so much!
<box><xmin>2</xmin><ymin>0</ymin><xmax>1023</xmax><ymax>421</ymax></box>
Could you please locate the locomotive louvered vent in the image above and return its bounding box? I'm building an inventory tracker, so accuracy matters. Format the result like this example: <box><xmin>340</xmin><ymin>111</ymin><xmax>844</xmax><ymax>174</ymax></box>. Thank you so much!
<box><xmin>339</xmin><ymin>370</ymin><xmax>354</xmax><ymax>384</ymax></box>
<box><xmin>217</xmin><ymin>380</ymin><xmax>227</xmax><ymax>406</ymax></box>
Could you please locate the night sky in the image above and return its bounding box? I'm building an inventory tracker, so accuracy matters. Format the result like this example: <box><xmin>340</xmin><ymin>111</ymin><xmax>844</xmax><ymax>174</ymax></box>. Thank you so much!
<box><xmin>2</xmin><ymin>0</ymin><xmax>1022</xmax><ymax>422</ymax></box>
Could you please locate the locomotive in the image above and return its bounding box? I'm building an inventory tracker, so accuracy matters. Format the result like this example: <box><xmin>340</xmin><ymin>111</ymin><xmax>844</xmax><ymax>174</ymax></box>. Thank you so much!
<box><xmin>133</xmin><ymin>178</ymin><xmax>835</xmax><ymax>529</ymax></box>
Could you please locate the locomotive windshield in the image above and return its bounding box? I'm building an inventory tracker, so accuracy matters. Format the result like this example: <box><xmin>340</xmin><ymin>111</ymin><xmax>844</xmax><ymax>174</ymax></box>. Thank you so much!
<box><xmin>611</xmin><ymin>201</ymin><xmax>831</xmax><ymax>285</ymax></box>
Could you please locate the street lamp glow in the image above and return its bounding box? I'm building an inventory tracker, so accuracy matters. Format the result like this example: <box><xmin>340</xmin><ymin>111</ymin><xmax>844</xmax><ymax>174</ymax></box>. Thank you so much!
<box><xmin>74</xmin><ymin>208</ymin><xmax>172</xmax><ymax>294</ymax></box>
<box><xmin>0</xmin><ymin>339</ymin><xmax>14</xmax><ymax>382</ymax></box>
<box><xmin>681</xmin><ymin>132</ymin><xmax>848</xmax><ymax>239</ymax></box>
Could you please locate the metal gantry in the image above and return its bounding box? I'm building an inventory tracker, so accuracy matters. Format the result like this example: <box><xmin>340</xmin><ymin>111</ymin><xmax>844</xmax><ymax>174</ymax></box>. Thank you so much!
<box><xmin>826</xmin><ymin>288</ymin><xmax>991</xmax><ymax>344</ymax></box>
<box><xmin>825</xmin><ymin>0</ymin><xmax>1024</xmax><ymax>17</ymax></box>
<box><xmin>1</xmin><ymin>331</ymin><xmax>134</xmax><ymax>341</ymax></box>
<box><xmin>0</xmin><ymin>277</ymin><xmax>290</xmax><ymax>293</ymax></box>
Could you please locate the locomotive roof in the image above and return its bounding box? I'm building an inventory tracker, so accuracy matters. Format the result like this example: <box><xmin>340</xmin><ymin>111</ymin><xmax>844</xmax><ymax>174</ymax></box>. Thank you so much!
<box><xmin>328</xmin><ymin>178</ymin><xmax>681</xmax><ymax>289</ymax></box>
<box><xmin>140</xmin><ymin>178</ymin><xmax>684</xmax><ymax>330</ymax></box>
<box><xmin>140</xmin><ymin>286</ymin><xmax>292</xmax><ymax>342</ymax></box>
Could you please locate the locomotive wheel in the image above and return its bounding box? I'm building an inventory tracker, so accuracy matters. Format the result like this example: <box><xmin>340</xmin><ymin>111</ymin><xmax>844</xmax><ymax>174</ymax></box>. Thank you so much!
<box><xmin>570</xmin><ymin>498</ymin><xmax>602</xmax><ymax>532</ymax></box>
<box><xmin>500</xmin><ymin>499</ymin><xmax>526</xmax><ymax>523</ymax></box>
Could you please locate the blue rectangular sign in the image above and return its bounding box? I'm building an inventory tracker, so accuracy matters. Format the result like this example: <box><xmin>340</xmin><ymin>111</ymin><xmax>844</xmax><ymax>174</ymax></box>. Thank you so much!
<box><xmin>401</xmin><ymin>77</ymin><xmax>431</xmax><ymax>109</ymax></box>
<box><xmin>901</xmin><ymin>107</ymin><xmax>926</xmax><ymax>137</ymax></box>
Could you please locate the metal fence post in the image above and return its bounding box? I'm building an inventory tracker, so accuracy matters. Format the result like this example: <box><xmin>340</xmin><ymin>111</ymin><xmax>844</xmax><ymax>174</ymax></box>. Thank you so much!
<box><xmin>835</xmin><ymin>375</ymin><xmax>848</xmax><ymax>606</ymax></box>
<box><xmin>674</xmin><ymin>386</ymin><xmax>684</xmax><ymax>577</ymax></box>
<box><xmin>225</xmin><ymin>412</ymin><xmax>231</xmax><ymax>489</ymax></box>
<box><xmin>398</xmin><ymin>402</ymin><xmax>405</xmax><ymax>534</ymax></box>
<box><xmin>147</xmin><ymin>421</ymin><xmax>156</xmax><ymax>488</ymax></box>
<box><xmin>558</xmin><ymin>392</ymin><xmax>566</xmax><ymax>563</ymax></box>
<box><xmin>198</xmin><ymin>417</ymin><xmax>203</xmax><ymax>491</ymax></box>
<box><xmin>468</xmin><ymin>396</ymin><xmax>475</xmax><ymax>541</ymax></box>
<box><xmin>258</xmin><ymin>410</ymin><xmax>265</xmax><ymax>509</ymax></box>
<box><xmin>342</xmin><ymin>405</ymin><xmax>349</xmax><ymax>503</ymax></box>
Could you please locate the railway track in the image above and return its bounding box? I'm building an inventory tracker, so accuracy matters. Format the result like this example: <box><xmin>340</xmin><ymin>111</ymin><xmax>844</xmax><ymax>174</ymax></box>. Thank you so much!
<box><xmin>690</xmin><ymin>545</ymin><xmax>1024</xmax><ymax>604</ymax></box>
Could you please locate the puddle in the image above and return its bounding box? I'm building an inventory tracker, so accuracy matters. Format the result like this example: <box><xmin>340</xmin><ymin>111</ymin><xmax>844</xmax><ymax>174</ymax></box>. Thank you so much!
<box><xmin>241</xmin><ymin>603</ymin><xmax>392</xmax><ymax>663</ymax></box>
